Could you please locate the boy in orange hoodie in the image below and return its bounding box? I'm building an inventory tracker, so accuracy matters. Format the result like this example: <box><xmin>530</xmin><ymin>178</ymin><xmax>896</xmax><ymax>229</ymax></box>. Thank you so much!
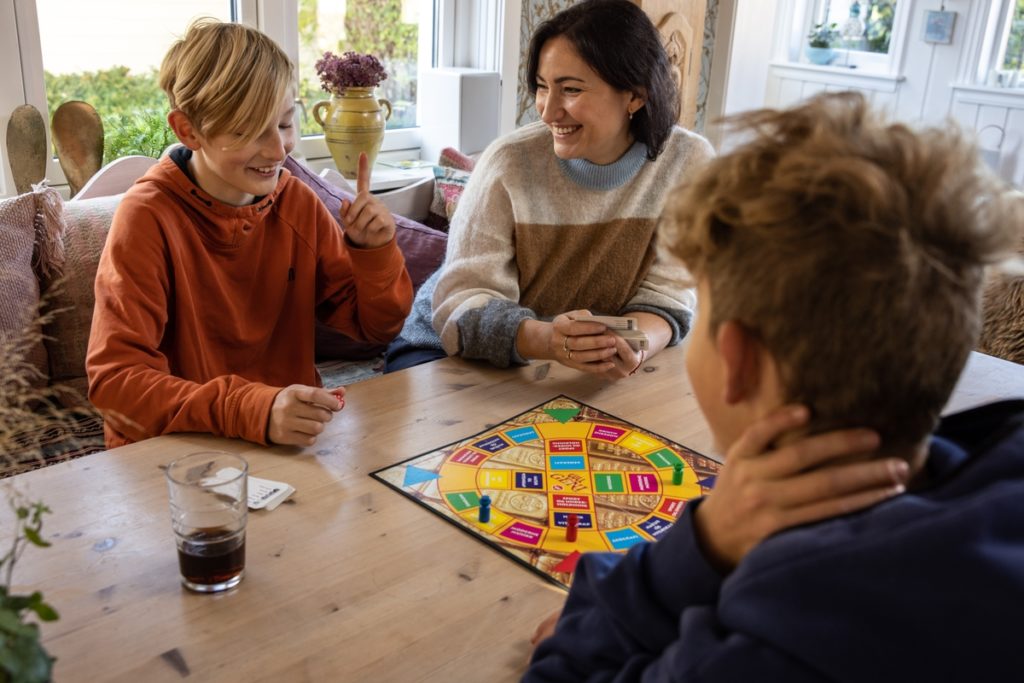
<box><xmin>86</xmin><ymin>20</ymin><xmax>412</xmax><ymax>448</ymax></box>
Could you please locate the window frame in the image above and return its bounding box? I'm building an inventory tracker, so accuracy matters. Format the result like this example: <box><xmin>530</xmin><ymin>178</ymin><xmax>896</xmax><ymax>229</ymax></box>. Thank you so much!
<box><xmin>780</xmin><ymin>0</ymin><xmax>911</xmax><ymax>75</ymax></box>
<box><xmin>1</xmin><ymin>0</ymin><xmax>465</xmax><ymax>196</ymax></box>
<box><xmin>976</xmin><ymin>0</ymin><xmax>1024</xmax><ymax>85</ymax></box>
<box><xmin>253</xmin><ymin>0</ymin><xmax>436</xmax><ymax>162</ymax></box>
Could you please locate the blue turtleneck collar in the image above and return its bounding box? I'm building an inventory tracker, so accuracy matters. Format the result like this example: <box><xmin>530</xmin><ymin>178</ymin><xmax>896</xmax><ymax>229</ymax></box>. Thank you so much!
<box><xmin>557</xmin><ymin>140</ymin><xmax>648</xmax><ymax>190</ymax></box>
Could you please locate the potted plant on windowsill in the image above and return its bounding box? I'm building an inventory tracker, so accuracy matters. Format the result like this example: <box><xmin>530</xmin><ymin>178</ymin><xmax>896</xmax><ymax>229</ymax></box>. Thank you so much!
<box><xmin>806</xmin><ymin>22</ymin><xmax>839</xmax><ymax>65</ymax></box>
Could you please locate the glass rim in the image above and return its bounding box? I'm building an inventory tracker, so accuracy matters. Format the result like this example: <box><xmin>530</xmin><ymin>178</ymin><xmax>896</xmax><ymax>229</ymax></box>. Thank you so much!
<box><xmin>165</xmin><ymin>451</ymin><xmax>248</xmax><ymax>487</ymax></box>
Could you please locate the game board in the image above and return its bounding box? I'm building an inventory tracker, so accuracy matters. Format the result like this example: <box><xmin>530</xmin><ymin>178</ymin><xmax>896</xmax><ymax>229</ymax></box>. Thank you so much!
<box><xmin>371</xmin><ymin>396</ymin><xmax>721</xmax><ymax>588</ymax></box>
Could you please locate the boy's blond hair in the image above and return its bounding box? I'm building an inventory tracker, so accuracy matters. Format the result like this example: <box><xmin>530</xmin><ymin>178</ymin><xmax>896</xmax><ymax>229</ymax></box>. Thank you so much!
<box><xmin>664</xmin><ymin>92</ymin><xmax>1021</xmax><ymax>450</ymax></box>
<box><xmin>159</xmin><ymin>20</ymin><xmax>294</xmax><ymax>146</ymax></box>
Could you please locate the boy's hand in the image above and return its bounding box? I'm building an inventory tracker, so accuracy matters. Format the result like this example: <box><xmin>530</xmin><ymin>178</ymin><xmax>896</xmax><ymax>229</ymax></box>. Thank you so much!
<box><xmin>340</xmin><ymin>152</ymin><xmax>396</xmax><ymax>249</ymax></box>
<box><xmin>267</xmin><ymin>385</ymin><xmax>345</xmax><ymax>447</ymax></box>
<box><xmin>530</xmin><ymin>607</ymin><xmax>563</xmax><ymax>652</ymax></box>
<box><xmin>693</xmin><ymin>405</ymin><xmax>909</xmax><ymax>572</ymax></box>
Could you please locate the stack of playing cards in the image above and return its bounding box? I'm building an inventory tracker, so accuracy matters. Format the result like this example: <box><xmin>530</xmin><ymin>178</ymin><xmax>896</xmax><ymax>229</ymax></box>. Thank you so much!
<box><xmin>575</xmin><ymin>315</ymin><xmax>650</xmax><ymax>351</ymax></box>
<box><xmin>215</xmin><ymin>467</ymin><xmax>295</xmax><ymax>511</ymax></box>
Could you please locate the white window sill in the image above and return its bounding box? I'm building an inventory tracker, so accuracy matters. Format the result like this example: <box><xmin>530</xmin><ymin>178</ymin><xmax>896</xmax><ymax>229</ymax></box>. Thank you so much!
<box><xmin>770</xmin><ymin>62</ymin><xmax>906</xmax><ymax>92</ymax></box>
<box><xmin>950</xmin><ymin>84</ymin><xmax>1024</xmax><ymax>107</ymax></box>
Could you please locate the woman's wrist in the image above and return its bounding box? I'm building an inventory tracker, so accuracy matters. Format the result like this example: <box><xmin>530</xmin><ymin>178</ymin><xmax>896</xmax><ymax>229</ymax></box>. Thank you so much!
<box><xmin>515</xmin><ymin>318</ymin><xmax>551</xmax><ymax>361</ymax></box>
<box><xmin>630</xmin><ymin>311</ymin><xmax>673</xmax><ymax>356</ymax></box>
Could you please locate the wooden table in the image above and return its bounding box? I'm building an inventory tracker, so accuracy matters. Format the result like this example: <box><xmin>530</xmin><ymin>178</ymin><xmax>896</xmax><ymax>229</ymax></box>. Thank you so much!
<box><xmin>9</xmin><ymin>347</ymin><xmax>1024</xmax><ymax>682</ymax></box>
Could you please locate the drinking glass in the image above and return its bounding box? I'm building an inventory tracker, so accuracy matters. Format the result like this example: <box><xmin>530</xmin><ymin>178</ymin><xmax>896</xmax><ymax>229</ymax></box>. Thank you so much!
<box><xmin>166</xmin><ymin>451</ymin><xmax>248</xmax><ymax>593</ymax></box>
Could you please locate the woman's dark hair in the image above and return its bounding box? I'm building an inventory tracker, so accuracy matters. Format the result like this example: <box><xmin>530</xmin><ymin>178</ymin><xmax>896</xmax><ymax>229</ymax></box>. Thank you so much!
<box><xmin>526</xmin><ymin>0</ymin><xmax>679</xmax><ymax>160</ymax></box>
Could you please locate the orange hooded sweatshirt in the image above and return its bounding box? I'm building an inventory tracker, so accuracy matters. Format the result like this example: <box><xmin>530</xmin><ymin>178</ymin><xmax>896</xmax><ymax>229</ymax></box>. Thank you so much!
<box><xmin>86</xmin><ymin>156</ymin><xmax>412</xmax><ymax>448</ymax></box>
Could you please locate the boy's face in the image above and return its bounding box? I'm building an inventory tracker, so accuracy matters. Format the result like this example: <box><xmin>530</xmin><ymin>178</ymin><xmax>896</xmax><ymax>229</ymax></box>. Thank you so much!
<box><xmin>190</xmin><ymin>92</ymin><xmax>297</xmax><ymax>206</ymax></box>
<box><xmin>685</xmin><ymin>279</ymin><xmax>746</xmax><ymax>456</ymax></box>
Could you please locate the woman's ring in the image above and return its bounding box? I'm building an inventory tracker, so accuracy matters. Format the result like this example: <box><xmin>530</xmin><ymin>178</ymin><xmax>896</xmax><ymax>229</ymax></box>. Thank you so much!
<box><xmin>567</xmin><ymin>350</ymin><xmax>574</xmax><ymax>361</ymax></box>
<box><xmin>562</xmin><ymin>336</ymin><xmax>571</xmax><ymax>356</ymax></box>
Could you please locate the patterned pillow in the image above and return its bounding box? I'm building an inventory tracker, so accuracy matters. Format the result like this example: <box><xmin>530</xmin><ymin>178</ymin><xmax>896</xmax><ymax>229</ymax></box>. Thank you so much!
<box><xmin>427</xmin><ymin>147</ymin><xmax>476</xmax><ymax>230</ymax></box>
<box><xmin>0</xmin><ymin>187</ymin><xmax>64</xmax><ymax>388</ymax></box>
<box><xmin>43</xmin><ymin>194</ymin><xmax>122</xmax><ymax>402</ymax></box>
<box><xmin>439</xmin><ymin>146</ymin><xmax>476</xmax><ymax>172</ymax></box>
<box><xmin>427</xmin><ymin>167</ymin><xmax>472</xmax><ymax>231</ymax></box>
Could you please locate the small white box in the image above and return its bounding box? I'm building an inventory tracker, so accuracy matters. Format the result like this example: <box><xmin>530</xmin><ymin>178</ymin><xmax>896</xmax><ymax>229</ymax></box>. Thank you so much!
<box><xmin>419</xmin><ymin>68</ymin><xmax>501</xmax><ymax>163</ymax></box>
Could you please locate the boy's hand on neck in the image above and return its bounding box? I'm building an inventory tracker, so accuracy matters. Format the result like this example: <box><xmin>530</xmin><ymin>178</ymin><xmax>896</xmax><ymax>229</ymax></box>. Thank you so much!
<box><xmin>693</xmin><ymin>405</ymin><xmax>908</xmax><ymax>573</ymax></box>
<box><xmin>339</xmin><ymin>152</ymin><xmax>397</xmax><ymax>249</ymax></box>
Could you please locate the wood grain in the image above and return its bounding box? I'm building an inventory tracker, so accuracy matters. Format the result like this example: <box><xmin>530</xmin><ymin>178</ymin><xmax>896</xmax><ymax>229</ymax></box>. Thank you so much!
<box><xmin>6</xmin><ymin>347</ymin><xmax>1023</xmax><ymax>682</ymax></box>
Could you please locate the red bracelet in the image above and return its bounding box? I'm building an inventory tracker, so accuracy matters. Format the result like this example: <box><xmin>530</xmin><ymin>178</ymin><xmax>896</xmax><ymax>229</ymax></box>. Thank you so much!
<box><xmin>628</xmin><ymin>349</ymin><xmax>646</xmax><ymax>376</ymax></box>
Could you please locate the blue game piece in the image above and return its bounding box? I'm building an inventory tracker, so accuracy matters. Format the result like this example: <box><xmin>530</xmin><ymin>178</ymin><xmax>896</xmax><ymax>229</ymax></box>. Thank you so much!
<box><xmin>478</xmin><ymin>494</ymin><xmax>491</xmax><ymax>523</ymax></box>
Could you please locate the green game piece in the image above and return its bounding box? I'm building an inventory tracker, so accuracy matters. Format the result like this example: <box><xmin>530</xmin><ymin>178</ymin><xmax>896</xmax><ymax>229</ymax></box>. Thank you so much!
<box><xmin>672</xmin><ymin>462</ymin><xmax>684</xmax><ymax>485</ymax></box>
<box><xmin>544</xmin><ymin>407</ymin><xmax>581</xmax><ymax>423</ymax></box>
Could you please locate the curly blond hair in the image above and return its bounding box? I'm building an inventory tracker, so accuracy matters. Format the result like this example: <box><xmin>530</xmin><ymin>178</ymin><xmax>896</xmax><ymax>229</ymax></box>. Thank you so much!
<box><xmin>663</xmin><ymin>92</ymin><xmax>1022</xmax><ymax>449</ymax></box>
<box><xmin>159</xmin><ymin>20</ymin><xmax>294</xmax><ymax>147</ymax></box>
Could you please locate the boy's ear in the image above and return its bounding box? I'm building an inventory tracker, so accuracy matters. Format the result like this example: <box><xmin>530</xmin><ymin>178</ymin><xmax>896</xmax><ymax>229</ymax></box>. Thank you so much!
<box><xmin>167</xmin><ymin>110</ymin><xmax>201</xmax><ymax>151</ymax></box>
<box><xmin>716</xmin><ymin>320</ymin><xmax>762</xmax><ymax>405</ymax></box>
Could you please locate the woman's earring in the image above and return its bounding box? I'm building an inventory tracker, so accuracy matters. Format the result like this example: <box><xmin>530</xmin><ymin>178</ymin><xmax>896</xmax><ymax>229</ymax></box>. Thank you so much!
<box><xmin>628</xmin><ymin>109</ymin><xmax>634</xmax><ymax>121</ymax></box>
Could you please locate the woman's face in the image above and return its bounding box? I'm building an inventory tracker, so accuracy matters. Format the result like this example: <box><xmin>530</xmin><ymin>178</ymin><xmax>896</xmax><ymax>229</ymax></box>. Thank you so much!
<box><xmin>535</xmin><ymin>35</ymin><xmax>642</xmax><ymax>165</ymax></box>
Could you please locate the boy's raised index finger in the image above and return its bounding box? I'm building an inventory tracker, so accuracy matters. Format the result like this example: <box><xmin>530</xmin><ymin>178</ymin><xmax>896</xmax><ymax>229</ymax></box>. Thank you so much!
<box><xmin>356</xmin><ymin>151</ymin><xmax>370</xmax><ymax>195</ymax></box>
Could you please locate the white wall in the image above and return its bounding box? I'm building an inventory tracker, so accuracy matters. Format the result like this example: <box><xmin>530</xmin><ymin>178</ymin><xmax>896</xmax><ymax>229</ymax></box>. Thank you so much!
<box><xmin>722</xmin><ymin>0</ymin><xmax>1024</xmax><ymax>183</ymax></box>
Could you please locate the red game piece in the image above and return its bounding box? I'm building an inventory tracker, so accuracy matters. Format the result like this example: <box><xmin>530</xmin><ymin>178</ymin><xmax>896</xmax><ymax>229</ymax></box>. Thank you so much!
<box><xmin>566</xmin><ymin>513</ymin><xmax>579</xmax><ymax>542</ymax></box>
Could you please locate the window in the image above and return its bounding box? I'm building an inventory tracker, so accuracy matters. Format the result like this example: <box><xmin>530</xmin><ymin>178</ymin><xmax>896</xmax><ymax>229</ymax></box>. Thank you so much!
<box><xmin>786</xmin><ymin>0</ymin><xmax>909</xmax><ymax>73</ymax></box>
<box><xmin>816</xmin><ymin>1</ymin><xmax>896</xmax><ymax>55</ymax></box>
<box><xmin>982</xmin><ymin>0</ymin><xmax>1024</xmax><ymax>87</ymax></box>
<box><xmin>35</xmin><ymin>1</ymin><xmax>232</xmax><ymax>162</ymax></box>
<box><xmin>295</xmin><ymin>0</ymin><xmax>423</xmax><ymax>136</ymax></box>
<box><xmin>2</xmin><ymin>0</ymin><xmax>441</xmax><ymax>195</ymax></box>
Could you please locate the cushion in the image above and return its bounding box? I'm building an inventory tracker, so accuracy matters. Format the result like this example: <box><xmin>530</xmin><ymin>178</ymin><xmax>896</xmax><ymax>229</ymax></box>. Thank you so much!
<box><xmin>284</xmin><ymin>156</ymin><xmax>447</xmax><ymax>360</ymax></box>
<box><xmin>42</xmin><ymin>194</ymin><xmax>122</xmax><ymax>401</ymax></box>
<box><xmin>426</xmin><ymin>147</ymin><xmax>476</xmax><ymax>230</ymax></box>
<box><xmin>0</xmin><ymin>409</ymin><xmax>106</xmax><ymax>479</ymax></box>
<box><xmin>0</xmin><ymin>187</ymin><xmax>64</xmax><ymax>389</ymax></box>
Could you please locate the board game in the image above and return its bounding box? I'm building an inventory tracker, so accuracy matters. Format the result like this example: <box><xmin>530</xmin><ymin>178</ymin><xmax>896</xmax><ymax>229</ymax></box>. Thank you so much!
<box><xmin>371</xmin><ymin>396</ymin><xmax>721</xmax><ymax>588</ymax></box>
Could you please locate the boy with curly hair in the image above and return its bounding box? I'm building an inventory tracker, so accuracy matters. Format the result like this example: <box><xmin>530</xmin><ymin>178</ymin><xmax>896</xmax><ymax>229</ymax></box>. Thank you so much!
<box><xmin>526</xmin><ymin>92</ymin><xmax>1024</xmax><ymax>681</ymax></box>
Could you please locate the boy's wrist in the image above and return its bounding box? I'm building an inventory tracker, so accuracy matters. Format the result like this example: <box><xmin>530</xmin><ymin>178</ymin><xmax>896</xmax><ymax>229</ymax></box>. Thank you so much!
<box><xmin>692</xmin><ymin>498</ymin><xmax>738</xmax><ymax>575</ymax></box>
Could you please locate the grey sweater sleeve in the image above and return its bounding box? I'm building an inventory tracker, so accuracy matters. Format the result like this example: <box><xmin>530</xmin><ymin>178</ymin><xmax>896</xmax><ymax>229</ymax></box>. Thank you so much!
<box><xmin>455</xmin><ymin>298</ymin><xmax>537</xmax><ymax>368</ymax></box>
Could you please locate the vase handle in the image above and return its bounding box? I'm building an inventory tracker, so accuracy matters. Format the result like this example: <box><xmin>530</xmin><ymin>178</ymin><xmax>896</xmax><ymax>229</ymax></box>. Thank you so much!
<box><xmin>312</xmin><ymin>100</ymin><xmax>330</xmax><ymax>128</ymax></box>
<box><xmin>378</xmin><ymin>98</ymin><xmax>393</xmax><ymax>121</ymax></box>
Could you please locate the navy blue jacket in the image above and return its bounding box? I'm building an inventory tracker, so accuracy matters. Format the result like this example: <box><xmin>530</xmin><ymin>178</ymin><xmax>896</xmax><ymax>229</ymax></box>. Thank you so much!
<box><xmin>525</xmin><ymin>401</ymin><xmax>1024</xmax><ymax>682</ymax></box>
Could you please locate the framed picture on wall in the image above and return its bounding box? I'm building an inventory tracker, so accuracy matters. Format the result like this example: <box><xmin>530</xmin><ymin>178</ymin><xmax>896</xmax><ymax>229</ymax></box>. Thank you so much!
<box><xmin>923</xmin><ymin>10</ymin><xmax>957</xmax><ymax>44</ymax></box>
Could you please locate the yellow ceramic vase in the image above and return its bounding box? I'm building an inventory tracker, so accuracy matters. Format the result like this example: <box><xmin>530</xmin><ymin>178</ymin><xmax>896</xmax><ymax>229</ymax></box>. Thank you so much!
<box><xmin>312</xmin><ymin>88</ymin><xmax>392</xmax><ymax>179</ymax></box>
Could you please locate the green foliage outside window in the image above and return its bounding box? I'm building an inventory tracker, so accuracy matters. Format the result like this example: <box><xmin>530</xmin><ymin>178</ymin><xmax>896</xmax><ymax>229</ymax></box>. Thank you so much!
<box><xmin>863</xmin><ymin>0</ymin><xmax>896</xmax><ymax>54</ymax></box>
<box><xmin>44</xmin><ymin>66</ymin><xmax>173</xmax><ymax>164</ymax></box>
<box><xmin>297</xmin><ymin>0</ymin><xmax>419</xmax><ymax>135</ymax></box>
<box><xmin>1003</xmin><ymin>0</ymin><xmax>1024</xmax><ymax>71</ymax></box>
<box><xmin>42</xmin><ymin>1</ymin><xmax>420</xmax><ymax>162</ymax></box>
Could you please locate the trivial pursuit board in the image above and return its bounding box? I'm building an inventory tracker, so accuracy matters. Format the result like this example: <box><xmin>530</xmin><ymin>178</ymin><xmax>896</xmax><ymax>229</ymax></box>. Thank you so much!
<box><xmin>371</xmin><ymin>396</ymin><xmax>720</xmax><ymax>588</ymax></box>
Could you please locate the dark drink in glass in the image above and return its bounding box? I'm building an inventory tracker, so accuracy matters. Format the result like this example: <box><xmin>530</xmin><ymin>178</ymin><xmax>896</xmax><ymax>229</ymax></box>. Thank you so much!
<box><xmin>166</xmin><ymin>451</ymin><xmax>249</xmax><ymax>594</ymax></box>
<box><xmin>176</xmin><ymin>527</ymin><xmax>245</xmax><ymax>592</ymax></box>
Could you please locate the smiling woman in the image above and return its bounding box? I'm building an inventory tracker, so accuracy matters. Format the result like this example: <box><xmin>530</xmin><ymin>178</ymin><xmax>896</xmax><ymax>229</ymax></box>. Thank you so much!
<box><xmin>386</xmin><ymin>0</ymin><xmax>714</xmax><ymax>379</ymax></box>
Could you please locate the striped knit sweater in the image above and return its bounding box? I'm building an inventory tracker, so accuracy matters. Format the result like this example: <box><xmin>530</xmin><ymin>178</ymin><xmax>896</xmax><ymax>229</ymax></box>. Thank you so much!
<box><xmin>400</xmin><ymin>121</ymin><xmax>714</xmax><ymax>368</ymax></box>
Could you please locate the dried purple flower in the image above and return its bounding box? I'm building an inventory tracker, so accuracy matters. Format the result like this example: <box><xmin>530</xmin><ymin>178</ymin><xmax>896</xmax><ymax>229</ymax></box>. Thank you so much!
<box><xmin>315</xmin><ymin>51</ymin><xmax>389</xmax><ymax>92</ymax></box>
